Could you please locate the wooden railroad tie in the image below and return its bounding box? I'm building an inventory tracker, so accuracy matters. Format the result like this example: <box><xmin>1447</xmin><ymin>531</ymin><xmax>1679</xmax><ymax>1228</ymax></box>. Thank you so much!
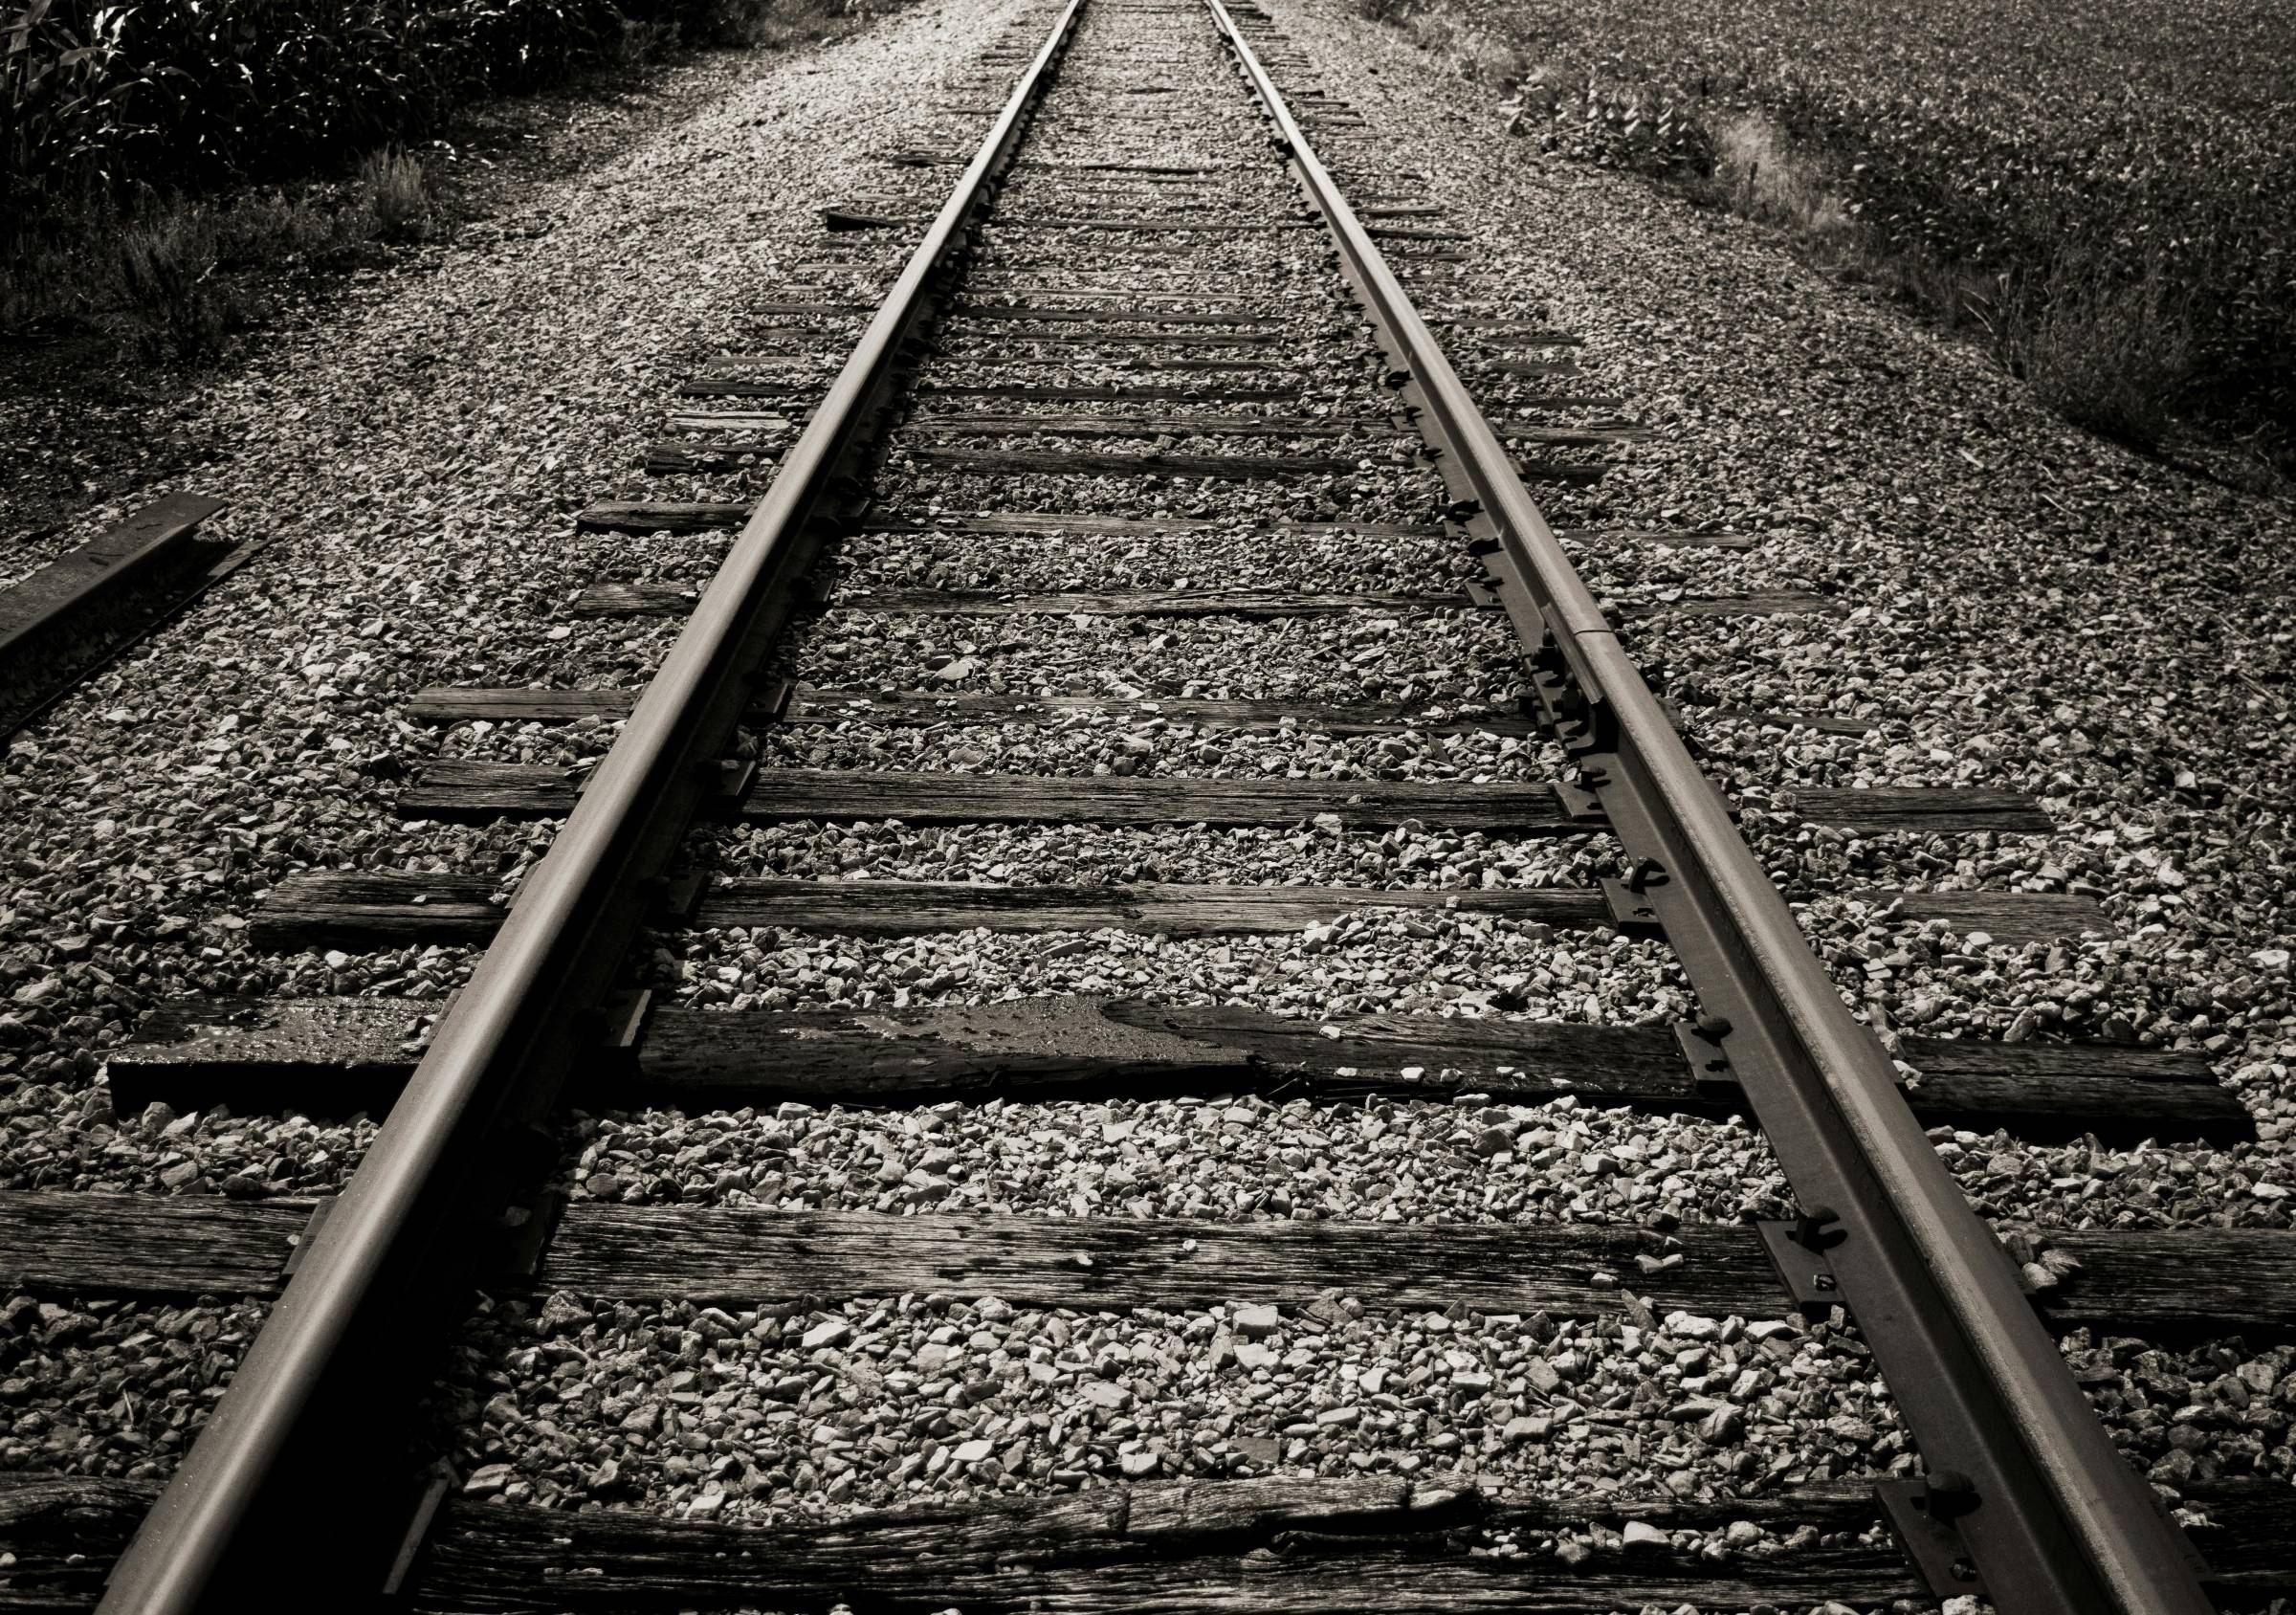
<box><xmin>377</xmin><ymin>763</ymin><xmax>2037</xmax><ymax>834</ymax></box>
<box><xmin>407</xmin><ymin>680</ymin><xmax>1867</xmax><ymax>736</ymax></box>
<box><xmin>1</xmin><ymin>1193</ymin><xmax>2286</xmax><ymax>1337</ymax></box>
<box><xmin>108</xmin><ymin>992</ymin><xmax>2249</xmax><ymax>1145</ymax></box>
<box><xmin>0</xmin><ymin>492</ymin><xmax>243</xmax><ymax>737</ymax></box>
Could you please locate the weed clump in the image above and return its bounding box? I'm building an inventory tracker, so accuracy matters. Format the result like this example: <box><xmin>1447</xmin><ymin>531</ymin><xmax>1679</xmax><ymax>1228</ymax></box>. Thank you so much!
<box><xmin>1711</xmin><ymin>114</ymin><xmax>1847</xmax><ymax>237</ymax></box>
<box><xmin>2000</xmin><ymin>257</ymin><xmax>2200</xmax><ymax>449</ymax></box>
<box><xmin>360</xmin><ymin>148</ymin><xmax>435</xmax><ymax>243</ymax></box>
<box><xmin>3</xmin><ymin>0</ymin><xmax>882</xmax><ymax>366</ymax></box>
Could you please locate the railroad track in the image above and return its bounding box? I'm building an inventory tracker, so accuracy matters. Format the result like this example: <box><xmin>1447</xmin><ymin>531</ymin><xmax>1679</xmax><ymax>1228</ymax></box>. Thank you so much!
<box><xmin>3</xmin><ymin>0</ymin><xmax>2290</xmax><ymax>1611</ymax></box>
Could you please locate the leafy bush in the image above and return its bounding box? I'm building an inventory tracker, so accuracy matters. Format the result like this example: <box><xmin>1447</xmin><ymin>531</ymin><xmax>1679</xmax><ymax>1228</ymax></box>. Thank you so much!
<box><xmin>2</xmin><ymin>0</ymin><xmax>867</xmax><ymax>216</ymax></box>
<box><xmin>3</xmin><ymin>0</ymin><xmax>872</xmax><ymax>359</ymax></box>
<box><xmin>1375</xmin><ymin>0</ymin><xmax>2296</xmax><ymax>451</ymax></box>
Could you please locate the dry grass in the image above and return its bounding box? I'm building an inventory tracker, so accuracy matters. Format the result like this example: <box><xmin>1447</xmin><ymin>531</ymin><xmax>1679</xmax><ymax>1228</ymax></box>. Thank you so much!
<box><xmin>1697</xmin><ymin>113</ymin><xmax>2199</xmax><ymax>448</ymax></box>
<box><xmin>360</xmin><ymin>148</ymin><xmax>436</xmax><ymax>243</ymax></box>
<box><xmin>1679</xmin><ymin>111</ymin><xmax>2196</xmax><ymax>451</ymax></box>
<box><xmin>706</xmin><ymin>0</ymin><xmax>866</xmax><ymax>50</ymax></box>
<box><xmin>1711</xmin><ymin>114</ymin><xmax>1849</xmax><ymax>237</ymax></box>
<box><xmin>1359</xmin><ymin>0</ymin><xmax>2291</xmax><ymax>467</ymax></box>
<box><xmin>5</xmin><ymin>165</ymin><xmax>414</xmax><ymax>363</ymax></box>
<box><xmin>1998</xmin><ymin>256</ymin><xmax>2200</xmax><ymax>448</ymax></box>
<box><xmin>115</xmin><ymin>210</ymin><xmax>244</xmax><ymax>360</ymax></box>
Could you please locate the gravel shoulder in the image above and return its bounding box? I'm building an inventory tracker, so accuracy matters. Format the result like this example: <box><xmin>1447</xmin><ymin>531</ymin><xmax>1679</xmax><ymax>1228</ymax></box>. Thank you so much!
<box><xmin>0</xmin><ymin>0</ymin><xmax>1052</xmax><ymax>1479</ymax></box>
<box><xmin>1256</xmin><ymin>0</ymin><xmax>2296</xmax><ymax>1228</ymax></box>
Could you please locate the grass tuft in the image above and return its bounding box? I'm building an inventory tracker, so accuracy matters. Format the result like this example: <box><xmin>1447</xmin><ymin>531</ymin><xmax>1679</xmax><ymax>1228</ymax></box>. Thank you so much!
<box><xmin>1998</xmin><ymin>256</ymin><xmax>2199</xmax><ymax>449</ymax></box>
<box><xmin>1711</xmin><ymin>114</ymin><xmax>1849</xmax><ymax>237</ymax></box>
<box><xmin>359</xmin><ymin>148</ymin><xmax>435</xmax><ymax>243</ymax></box>
<box><xmin>117</xmin><ymin>210</ymin><xmax>232</xmax><ymax>361</ymax></box>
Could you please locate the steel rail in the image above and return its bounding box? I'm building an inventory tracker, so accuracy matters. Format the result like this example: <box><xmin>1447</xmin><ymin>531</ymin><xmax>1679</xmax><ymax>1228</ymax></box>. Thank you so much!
<box><xmin>96</xmin><ymin>6</ymin><xmax>1084</xmax><ymax>1608</ymax></box>
<box><xmin>1202</xmin><ymin>5</ymin><xmax>2215</xmax><ymax>1611</ymax></box>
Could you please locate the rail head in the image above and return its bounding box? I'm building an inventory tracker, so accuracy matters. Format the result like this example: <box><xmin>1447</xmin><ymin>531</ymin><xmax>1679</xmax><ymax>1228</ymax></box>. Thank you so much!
<box><xmin>93</xmin><ymin>5</ymin><xmax>1084</xmax><ymax>1610</ymax></box>
<box><xmin>1200</xmin><ymin>5</ymin><xmax>2214</xmax><ymax>1613</ymax></box>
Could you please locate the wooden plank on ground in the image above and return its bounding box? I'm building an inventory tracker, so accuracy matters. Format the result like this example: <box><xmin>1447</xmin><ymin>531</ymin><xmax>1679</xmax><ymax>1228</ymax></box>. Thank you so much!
<box><xmin>861</xmin><ymin>512</ymin><xmax>1444</xmax><ymax>539</ymax></box>
<box><xmin>915</xmin><ymin>383</ymin><xmax>1302</xmax><ymax>404</ymax></box>
<box><xmin>104</xmin><ymin>995</ymin><xmax>2246</xmax><ymax>1144</ymax></box>
<box><xmin>944</xmin><ymin>357</ymin><xmax>1286</xmax><ymax>377</ymax></box>
<box><xmin>1558</xmin><ymin>526</ymin><xmax>1756</xmax><ymax>550</ymax></box>
<box><xmin>784</xmin><ymin>685</ymin><xmax>1536</xmax><ymax>734</ymax></box>
<box><xmin>837</xmin><ymin>586</ymin><xmax>1482</xmax><ymax>616</ymax></box>
<box><xmin>545</xmin><ymin>1206</ymin><xmax>2296</xmax><ymax>1336</ymax></box>
<box><xmin>392</xmin><ymin>763</ymin><xmax>2058</xmax><ymax>837</ymax></box>
<box><xmin>0</xmin><ymin>1192</ymin><xmax>306</xmax><ymax>1297</ymax></box>
<box><xmin>734</xmin><ymin>769</ymin><xmax>1578</xmax><ymax>833</ymax></box>
<box><xmin>628</xmin><ymin>1000</ymin><xmax>2248</xmax><ymax>1140</ymax></box>
<box><xmin>407</xmin><ymin>687</ymin><xmax>636</xmax><ymax>724</ymax></box>
<box><xmin>944</xmin><ymin>325</ymin><xmax>1287</xmax><ymax>347</ymax></box>
<box><xmin>413</xmin><ymin>1475</ymin><xmax>2296</xmax><ymax>1612</ymax></box>
<box><xmin>390</xmin><ymin>763</ymin><xmax>1598</xmax><ymax>827</ymax></box>
<box><xmin>105</xmin><ymin>995</ymin><xmax>435</xmax><ymax>1116</ymax></box>
<box><xmin>1792</xmin><ymin>787</ymin><xmax>2055</xmax><ymax>834</ymax></box>
<box><xmin>988</xmin><ymin>215</ymin><xmax>1307</xmax><ymax>234</ymax></box>
<box><xmin>576</xmin><ymin>501</ymin><xmax>748</xmax><ymax>535</ymax></box>
<box><xmin>1013</xmin><ymin>159</ymin><xmax>1237</xmax><ymax>174</ymax></box>
<box><xmin>0</xmin><ymin>492</ymin><xmax>235</xmax><ymax>735</ymax></box>
<box><xmin>1498</xmin><ymin>421</ymin><xmax>1652</xmax><ymax>447</ymax></box>
<box><xmin>571</xmin><ymin>583</ymin><xmax>704</xmax><ymax>617</ymax></box>
<box><xmin>8</xmin><ymin>1471</ymin><xmax>2288</xmax><ymax>1613</ymax></box>
<box><xmin>1516</xmin><ymin>457</ymin><xmax>1608</xmax><ymax>486</ymax></box>
<box><xmin>642</xmin><ymin>440</ymin><xmax>780</xmax><ymax>475</ymax></box>
<box><xmin>953</xmin><ymin>302</ymin><xmax>1281</xmax><ymax>326</ymax></box>
<box><xmin>0</xmin><ymin>494</ymin><xmax>228</xmax><ymax>651</ymax></box>
<box><xmin>665</xmin><ymin>409</ymin><xmax>799</xmax><ymax>431</ymax></box>
<box><xmin>904</xmin><ymin>411</ymin><xmax>1390</xmax><ymax>437</ymax></box>
<box><xmin>1622</xmin><ymin>591</ymin><xmax>1837</xmax><ymax>618</ymax></box>
<box><xmin>676</xmin><ymin>375</ymin><xmax>819</xmax><ymax>399</ymax></box>
<box><xmin>399</xmin><ymin>760</ymin><xmax>593</xmax><ymax>820</ymax></box>
<box><xmin>403</xmin><ymin>684</ymin><xmax>1534</xmax><ymax>737</ymax></box>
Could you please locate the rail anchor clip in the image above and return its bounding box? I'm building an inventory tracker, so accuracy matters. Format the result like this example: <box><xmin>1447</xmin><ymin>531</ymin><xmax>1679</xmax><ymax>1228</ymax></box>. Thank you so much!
<box><xmin>1872</xmin><ymin>1471</ymin><xmax>1984</xmax><ymax>1601</ymax></box>
<box><xmin>1754</xmin><ymin>1205</ymin><xmax>1844</xmax><ymax>1318</ymax></box>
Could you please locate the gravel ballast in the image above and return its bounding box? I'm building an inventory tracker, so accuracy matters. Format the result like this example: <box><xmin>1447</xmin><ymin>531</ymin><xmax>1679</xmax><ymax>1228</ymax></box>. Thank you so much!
<box><xmin>7</xmin><ymin>0</ymin><xmax>2294</xmax><ymax>1593</ymax></box>
<box><xmin>0</xmin><ymin>0</ymin><xmax>1072</xmax><ymax>1472</ymax></box>
<box><xmin>448</xmin><ymin>1287</ymin><xmax>1900</xmax><ymax>1522</ymax></box>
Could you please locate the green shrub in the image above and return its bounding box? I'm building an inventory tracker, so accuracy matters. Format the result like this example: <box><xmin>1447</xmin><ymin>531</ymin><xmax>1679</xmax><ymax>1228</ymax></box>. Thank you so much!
<box><xmin>2</xmin><ymin>0</ymin><xmax>880</xmax><ymax>361</ymax></box>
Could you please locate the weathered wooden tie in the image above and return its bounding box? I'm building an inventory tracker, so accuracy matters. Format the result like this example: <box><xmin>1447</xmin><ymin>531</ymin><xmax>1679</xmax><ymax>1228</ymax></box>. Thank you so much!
<box><xmin>11</xmin><ymin>1471</ymin><xmax>2289</xmax><ymax>1613</ymax></box>
<box><xmin>108</xmin><ymin>992</ymin><xmax>2249</xmax><ymax>1144</ymax></box>
<box><xmin>0</xmin><ymin>493</ymin><xmax>242</xmax><ymax>736</ymax></box>
<box><xmin>2</xmin><ymin>1193</ymin><xmax>2287</xmax><ymax>1336</ymax></box>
